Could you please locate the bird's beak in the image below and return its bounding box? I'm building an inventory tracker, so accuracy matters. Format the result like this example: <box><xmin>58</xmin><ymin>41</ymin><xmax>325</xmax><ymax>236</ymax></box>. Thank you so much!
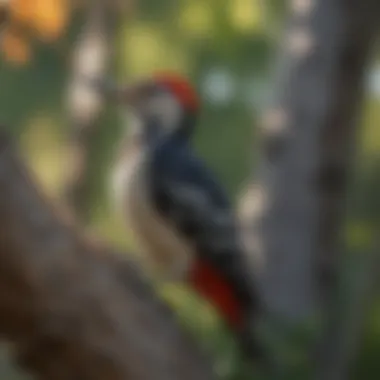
<box><xmin>84</xmin><ymin>77</ymin><xmax>142</xmax><ymax>106</ymax></box>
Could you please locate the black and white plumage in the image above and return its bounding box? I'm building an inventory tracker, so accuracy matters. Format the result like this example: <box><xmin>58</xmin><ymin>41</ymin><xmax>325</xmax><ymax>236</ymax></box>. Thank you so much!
<box><xmin>94</xmin><ymin>72</ymin><xmax>263</xmax><ymax>359</ymax></box>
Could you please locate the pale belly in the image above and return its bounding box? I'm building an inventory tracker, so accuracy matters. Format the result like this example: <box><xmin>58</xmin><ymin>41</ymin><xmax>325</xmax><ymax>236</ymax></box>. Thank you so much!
<box><xmin>111</xmin><ymin>150</ymin><xmax>193</xmax><ymax>281</ymax></box>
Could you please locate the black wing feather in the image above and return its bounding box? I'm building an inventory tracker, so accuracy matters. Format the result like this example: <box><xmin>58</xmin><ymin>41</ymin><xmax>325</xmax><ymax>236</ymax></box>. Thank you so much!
<box><xmin>149</xmin><ymin>142</ymin><xmax>258</xmax><ymax>310</ymax></box>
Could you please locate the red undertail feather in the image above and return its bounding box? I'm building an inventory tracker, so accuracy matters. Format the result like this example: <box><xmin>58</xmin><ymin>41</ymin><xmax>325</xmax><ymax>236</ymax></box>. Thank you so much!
<box><xmin>188</xmin><ymin>259</ymin><xmax>244</xmax><ymax>329</ymax></box>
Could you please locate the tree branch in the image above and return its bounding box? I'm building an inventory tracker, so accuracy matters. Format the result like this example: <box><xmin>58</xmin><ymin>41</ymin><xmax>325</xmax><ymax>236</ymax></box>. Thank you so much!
<box><xmin>0</xmin><ymin>131</ymin><xmax>215</xmax><ymax>380</ymax></box>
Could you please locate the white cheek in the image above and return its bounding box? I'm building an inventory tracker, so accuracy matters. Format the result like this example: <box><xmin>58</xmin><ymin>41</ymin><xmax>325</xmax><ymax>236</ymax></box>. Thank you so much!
<box><xmin>148</xmin><ymin>95</ymin><xmax>181</xmax><ymax>130</ymax></box>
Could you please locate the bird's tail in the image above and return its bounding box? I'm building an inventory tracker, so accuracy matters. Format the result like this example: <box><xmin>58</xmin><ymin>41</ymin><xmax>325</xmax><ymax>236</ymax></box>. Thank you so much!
<box><xmin>235</xmin><ymin>315</ymin><xmax>275</xmax><ymax>374</ymax></box>
<box><xmin>236</xmin><ymin>320</ymin><xmax>265</xmax><ymax>359</ymax></box>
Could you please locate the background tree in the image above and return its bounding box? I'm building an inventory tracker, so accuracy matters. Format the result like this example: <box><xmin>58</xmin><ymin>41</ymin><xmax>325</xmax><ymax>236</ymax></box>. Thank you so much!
<box><xmin>63</xmin><ymin>0</ymin><xmax>128</xmax><ymax>221</ymax></box>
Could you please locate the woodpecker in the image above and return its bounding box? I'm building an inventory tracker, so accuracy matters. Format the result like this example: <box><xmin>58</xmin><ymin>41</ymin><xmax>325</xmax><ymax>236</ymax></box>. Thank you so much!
<box><xmin>90</xmin><ymin>72</ymin><xmax>263</xmax><ymax>360</ymax></box>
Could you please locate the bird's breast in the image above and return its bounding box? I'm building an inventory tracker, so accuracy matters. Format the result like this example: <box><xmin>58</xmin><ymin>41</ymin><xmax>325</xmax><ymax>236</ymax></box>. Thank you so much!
<box><xmin>111</xmin><ymin>148</ymin><xmax>194</xmax><ymax>281</ymax></box>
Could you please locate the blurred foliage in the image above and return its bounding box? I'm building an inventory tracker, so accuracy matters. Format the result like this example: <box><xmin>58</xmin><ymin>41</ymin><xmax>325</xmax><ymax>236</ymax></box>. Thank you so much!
<box><xmin>1</xmin><ymin>0</ymin><xmax>71</xmax><ymax>63</ymax></box>
<box><xmin>0</xmin><ymin>0</ymin><xmax>379</xmax><ymax>379</ymax></box>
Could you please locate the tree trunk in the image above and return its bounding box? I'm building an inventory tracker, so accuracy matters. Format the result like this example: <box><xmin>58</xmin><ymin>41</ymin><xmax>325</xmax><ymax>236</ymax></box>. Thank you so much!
<box><xmin>0</xmin><ymin>131</ymin><xmax>215</xmax><ymax>380</ymax></box>
<box><xmin>315</xmin><ymin>242</ymin><xmax>379</xmax><ymax>380</ymax></box>
<box><xmin>239</xmin><ymin>0</ymin><xmax>380</xmax><ymax>321</ymax></box>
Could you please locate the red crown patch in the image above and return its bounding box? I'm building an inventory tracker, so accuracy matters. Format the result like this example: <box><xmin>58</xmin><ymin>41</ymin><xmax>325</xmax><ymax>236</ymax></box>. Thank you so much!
<box><xmin>154</xmin><ymin>72</ymin><xmax>199</xmax><ymax>112</ymax></box>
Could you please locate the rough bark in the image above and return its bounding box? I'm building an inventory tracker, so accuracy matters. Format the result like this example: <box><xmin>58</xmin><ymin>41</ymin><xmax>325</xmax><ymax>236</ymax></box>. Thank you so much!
<box><xmin>0</xmin><ymin>131</ymin><xmax>215</xmax><ymax>380</ymax></box>
<box><xmin>314</xmin><ymin>242</ymin><xmax>379</xmax><ymax>380</ymax></box>
<box><xmin>64</xmin><ymin>0</ymin><xmax>129</xmax><ymax>220</ymax></box>
<box><xmin>239</xmin><ymin>0</ymin><xmax>380</xmax><ymax>321</ymax></box>
<box><xmin>314</xmin><ymin>158</ymin><xmax>380</xmax><ymax>379</ymax></box>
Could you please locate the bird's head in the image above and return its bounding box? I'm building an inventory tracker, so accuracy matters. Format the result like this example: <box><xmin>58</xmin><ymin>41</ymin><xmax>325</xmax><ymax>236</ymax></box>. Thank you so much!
<box><xmin>90</xmin><ymin>72</ymin><xmax>200</xmax><ymax>143</ymax></box>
